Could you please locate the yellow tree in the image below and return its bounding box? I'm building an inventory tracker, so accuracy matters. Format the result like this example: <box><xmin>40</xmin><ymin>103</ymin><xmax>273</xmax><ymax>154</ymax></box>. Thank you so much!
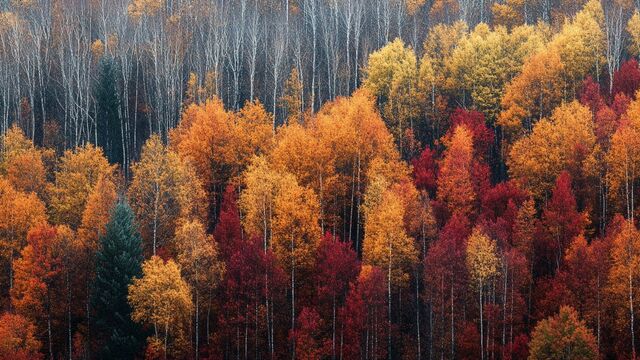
<box><xmin>271</xmin><ymin>172</ymin><xmax>321</xmax><ymax>345</ymax></box>
<box><xmin>280</xmin><ymin>67</ymin><xmax>304</xmax><ymax>124</ymax></box>
<box><xmin>171</xmin><ymin>98</ymin><xmax>273</xmax><ymax>220</ymax></box>
<box><xmin>608</xmin><ymin>221</ymin><xmax>640</xmax><ymax>359</ymax></box>
<box><xmin>129</xmin><ymin>135</ymin><xmax>206</xmax><ymax>256</ymax></box>
<box><xmin>128</xmin><ymin>256</ymin><xmax>193</xmax><ymax>358</ymax></box>
<box><xmin>508</xmin><ymin>101</ymin><xmax>597</xmax><ymax>200</ymax></box>
<box><xmin>437</xmin><ymin>125</ymin><xmax>475</xmax><ymax>217</ymax></box>
<box><xmin>174</xmin><ymin>220</ymin><xmax>224</xmax><ymax>357</ymax></box>
<box><xmin>466</xmin><ymin>228</ymin><xmax>499</xmax><ymax>360</ymax></box>
<box><xmin>48</xmin><ymin>144</ymin><xmax>115</xmax><ymax>229</ymax></box>
<box><xmin>628</xmin><ymin>11</ymin><xmax>640</xmax><ymax>59</ymax></box>
<box><xmin>364</xmin><ymin>38</ymin><xmax>419</xmax><ymax>156</ymax></box>
<box><xmin>0</xmin><ymin>125</ymin><xmax>48</xmax><ymax>197</ymax></box>
<box><xmin>362</xmin><ymin>169</ymin><xmax>418</xmax><ymax>355</ymax></box>
<box><xmin>498</xmin><ymin>50</ymin><xmax>564</xmax><ymax>142</ymax></box>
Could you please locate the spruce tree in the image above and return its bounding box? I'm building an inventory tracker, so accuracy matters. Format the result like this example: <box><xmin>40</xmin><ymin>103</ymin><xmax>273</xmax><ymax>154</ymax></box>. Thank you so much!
<box><xmin>96</xmin><ymin>58</ymin><xmax>123</xmax><ymax>164</ymax></box>
<box><xmin>92</xmin><ymin>202</ymin><xmax>144</xmax><ymax>359</ymax></box>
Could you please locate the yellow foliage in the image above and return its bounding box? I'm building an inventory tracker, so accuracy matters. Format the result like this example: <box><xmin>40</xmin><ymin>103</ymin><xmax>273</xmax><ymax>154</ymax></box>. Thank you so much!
<box><xmin>508</xmin><ymin>101</ymin><xmax>596</xmax><ymax>199</ymax></box>
<box><xmin>128</xmin><ymin>256</ymin><xmax>192</xmax><ymax>353</ymax></box>
<box><xmin>628</xmin><ymin>11</ymin><xmax>640</xmax><ymax>58</ymax></box>
<box><xmin>48</xmin><ymin>144</ymin><xmax>115</xmax><ymax>229</ymax></box>
<box><xmin>466</xmin><ymin>228</ymin><xmax>500</xmax><ymax>287</ymax></box>
<box><xmin>362</xmin><ymin>171</ymin><xmax>418</xmax><ymax>287</ymax></box>
<box><xmin>129</xmin><ymin>135</ymin><xmax>206</xmax><ymax>255</ymax></box>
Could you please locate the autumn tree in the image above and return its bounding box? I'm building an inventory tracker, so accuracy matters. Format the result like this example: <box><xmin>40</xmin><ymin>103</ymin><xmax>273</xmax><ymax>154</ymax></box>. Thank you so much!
<box><xmin>174</xmin><ymin>219</ymin><xmax>225</xmax><ymax>357</ymax></box>
<box><xmin>11</xmin><ymin>224</ymin><xmax>78</xmax><ymax>360</ymax></box>
<box><xmin>508</xmin><ymin>101</ymin><xmax>597</xmax><ymax>200</ymax></box>
<box><xmin>129</xmin><ymin>134</ymin><xmax>206</xmax><ymax>255</ymax></box>
<box><xmin>280</xmin><ymin>67</ymin><xmax>304</xmax><ymax>124</ymax></box>
<box><xmin>48</xmin><ymin>144</ymin><xmax>115</xmax><ymax>229</ymax></box>
<box><xmin>171</xmin><ymin>98</ymin><xmax>273</xmax><ymax>221</ymax></box>
<box><xmin>128</xmin><ymin>256</ymin><xmax>193</xmax><ymax>358</ymax></box>
<box><xmin>315</xmin><ymin>232</ymin><xmax>360</xmax><ymax>358</ymax></box>
<box><xmin>289</xmin><ymin>307</ymin><xmax>328</xmax><ymax>360</ymax></box>
<box><xmin>92</xmin><ymin>202</ymin><xmax>144</xmax><ymax>359</ymax></box>
<box><xmin>340</xmin><ymin>265</ymin><xmax>388</xmax><ymax>360</ymax></box>
<box><xmin>437</xmin><ymin>125</ymin><xmax>475</xmax><ymax>217</ymax></box>
<box><xmin>608</xmin><ymin>220</ymin><xmax>640</xmax><ymax>358</ymax></box>
<box><xmin>0</xmin><ymin>179</ymin><xmax>46</xmax><ymax>304</ymax></box>
<box><xmin>0</xmin><ymin>312</ymin><xmax>42</xmax><ymax>360</ymax></box>
<box><xmin>466</xmin><ymin>228</ymin><xmax>500</xmax><ymax>360</ymax></box>
<box><xmin>0</xmin><ymin>125</ymin><xmax>47</xmax><ymax>196</ymax></box>
<box><xmin>528</xmin><ymin>306</ymin><xmax>598</xmax><ymax>360</ymax></box>
<box><xmin>364</xmin><ymin>38</ymin><xmax>419</xmax><ymax>156</ymax></box>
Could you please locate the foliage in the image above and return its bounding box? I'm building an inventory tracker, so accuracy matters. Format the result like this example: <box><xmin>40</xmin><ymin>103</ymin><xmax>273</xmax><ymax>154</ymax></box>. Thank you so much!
<box><xmin>528</xmin><ymin>306</ymin><xmax>598</xmax><ymax>360</ymax></box>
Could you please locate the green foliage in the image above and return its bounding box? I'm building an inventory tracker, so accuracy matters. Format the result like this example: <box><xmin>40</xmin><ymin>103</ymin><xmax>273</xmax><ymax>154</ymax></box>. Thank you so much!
<box><xmin>92</xmin><ymin>202</ymin><xmax>144</xmax><ymax>359</ymax></box>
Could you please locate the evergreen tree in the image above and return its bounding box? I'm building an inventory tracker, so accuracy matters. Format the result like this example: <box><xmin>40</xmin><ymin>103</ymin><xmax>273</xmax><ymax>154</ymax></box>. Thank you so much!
<box><xmin>96</xmin><ymin>58</ymin><xmax>123</xmax><ymax>164</ymax></box>
<box><xmin>92</xmin><ymin>202</ymin><xmax>144</xmax><ymax>359</ymax></box>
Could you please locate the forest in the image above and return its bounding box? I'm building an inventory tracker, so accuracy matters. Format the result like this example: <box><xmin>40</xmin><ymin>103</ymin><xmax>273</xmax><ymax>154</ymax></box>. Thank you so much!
<box><xmin>2</xmin><ymin>0</ymin><xmax>640</xmax><ymax>359</ymax></box>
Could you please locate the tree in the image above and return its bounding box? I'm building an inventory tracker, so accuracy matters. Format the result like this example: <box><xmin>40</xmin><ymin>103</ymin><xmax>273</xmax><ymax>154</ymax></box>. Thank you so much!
<box><xmin>0</xmin><ymin>179</ymin><xmax>46</xmax><ymax>304</ymax></box>
<box><xmin>628</xmin><ymin>11</ymin><xmax>640</xmax><ymax>59</ymax></box>
<box><xmin>11</xmin><ymin>224</ymin><xmax>77</xmax><ymax>360</ymax></box>
<box><xmin>498</xmin><ymin>50</ymin><xmax>564</xmax><ymax>142</ymax></box>
<box><xmin>48</xmin><ymin>144</ymin><xmax>115</xmax><ymax>229</ymax></box>
<box><xmin>315</xmin><ymin>232</ymin><xmax>360</xmax><ymax>358</ymax></box>
<box><xmin>92</xmin><ymin>202</ymin><xmax>144</xmax><ymax>359</ymax></box>
<box><xmin>612</xmin><ymin>59</ymin><xmax>640</xmax><ymax>99</ymax></box>
<box><xmin>174</xmin><ymin>220</ymin><xmax>225</xmax><ymax>358</ymax></box>
<box><xmin>508</xmin><ymin>101</ymin><xmax>597</xmax><ymax>200</ymax></box>
<box><xmin>129</xmin><ymin>135</ymin><xmax>206</xmax><ymax>255</ymax></box>
<box><xmin>95</xmin><ymin>58</ymin><xmax>123</xmax><ymax>165</ymax></box>
<box><xmin>289</xmin><ymin>307</ymin><xmax>328</xmax><ymax>360</ymax></box>
<box><xmin>0</xmin><ymin>312</ymin><xmax>42</xmax><ymax>360</ymax></box>
<box><xmin>171</xmin><ymin>98</ymin><xmax>273</xmax><ymax>220</ymax></box>
<box><xmin>364</xmin><ymin>38</ymin><xmax>419</xmax><ymax>156</ymax></box>
<box><xmin>541</xmin><ymin>171</ymin><xmax>586</xmax><ymax>272</ymax></box>
<box><xmin>0</xmin><ymin>125</ymin><xmax>47</xmax><ymax>196</ymax></box>
<box><xmin>528</xmin><ymin>306</ymin><xmax>598</xmax><ymax>360</ymax></box>
<box><xmin>437</xmin><ymin>125</ymin><xmax>475</xmax><ymax>217</ymax></box>
<box><xmin>466</xmin><ymin>228</ymin><xmax>500</xmax><ymax>360</ymax></box>
<box><xmin>280</xmin><ymin>67</ymin><xmax>304</xmax><ymax>124</ymax></box>
<box><xmin>608</xmin><ymin>220</ymin><xmax>640</xmax><ymax>358</ymax></box>
<box><xmin>128</xmin><ymin>256</ymin><xmax>193</xmax><ymax>358</ymax></box>
<box><xmin>270</xmin><ymin>171</ymin><xmax>321</xmax><ymax>354</ymax></box>
<box><xmin>340</xmin><ymin>265</ymin><xmax>388</xmax><ymax>360</ymax></box>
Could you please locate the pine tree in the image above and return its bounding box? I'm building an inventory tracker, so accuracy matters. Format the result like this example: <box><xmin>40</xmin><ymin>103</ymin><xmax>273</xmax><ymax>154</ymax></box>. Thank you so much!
<box><xmin>92</xmin><ymin>202</ymin><xmax>144</xmax><ymax>359</ymax></box>
<box><xmin>95</xmin><ymin>58</ymin><xmax>122</xmax><ymax>165</ymax></box>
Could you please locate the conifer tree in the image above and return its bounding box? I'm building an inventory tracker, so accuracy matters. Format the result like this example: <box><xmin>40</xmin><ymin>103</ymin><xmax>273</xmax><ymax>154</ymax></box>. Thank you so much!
<box><xmin>95</xmin><ymin>58</ymin><xmax>122</xmax><ymax>165</ymax></box>
<box><xmin>92</xmin><ymin>202</ymin><xmax>144</xmax><ymax>359</ymax></box>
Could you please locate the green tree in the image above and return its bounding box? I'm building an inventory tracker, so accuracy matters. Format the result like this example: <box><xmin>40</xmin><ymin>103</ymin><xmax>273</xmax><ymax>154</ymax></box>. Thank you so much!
<box><xmin>92</xmin><ymin>202</ymin><xmax>144</xmax><ymax>359</ymax></box>
<box><xmin>95</xmin><ymin>58</ymin><xmax>123</xmax><ymax>165</ymax></box>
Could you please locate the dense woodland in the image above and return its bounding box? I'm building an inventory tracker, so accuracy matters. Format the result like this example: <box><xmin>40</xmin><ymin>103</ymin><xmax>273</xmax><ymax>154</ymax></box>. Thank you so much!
<box><xmin>4</xmin><ymin>0</ymin><xmax>640</xmax><ymax>359</ymax></box>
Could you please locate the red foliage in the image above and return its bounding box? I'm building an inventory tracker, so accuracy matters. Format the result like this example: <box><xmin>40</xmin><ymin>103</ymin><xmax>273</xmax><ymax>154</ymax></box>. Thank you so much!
<box><xmin>424</xmin><ymin>213</ymin><xmax>470</xmax><ymax>358</ymax></box>
<box><xmin>289</xmin><ymin>307</ymin><xmax>329</xmax><ymax>360</ymax></box>
<box><xmin>579</xmin><ymin>76</ymin><xmax>605</xmax><ymax>114</ymax></box>
<box><xmin>540</xmin><ymin>171</ymin><xmax>586</xmax><ymax>272</ymax></box>
<box><xmin>213</xmin><ymin>185</ymin><xmax>243</xmax><ymax>259</ymax></box>
<box><xmin>594</xmin><ymin>105</ymin><xmax>619</xmax><ymax>145</ymax></box>
<box><xmin>449</xmin><ymin>108</ymin><xmax>494</xmax><ymax>158</ymax></box>
<box><xmin>340</xmin><ymin>266</ymin><xmax>388</xmax><ymax>360</ymax></box>
<box><xmin>412</xmin><ymin>147</ymin><xmax>438</xmax><ymax>195</ymax></box>
<box><xmin>0</xmin><ymin>312</ymin><xmax>42</xmax><ymax>360</ymax></box>
<box><xmin>612</xmin><ymin>59</ymin><xmax>640</xmax><ymax>99</ymax></box>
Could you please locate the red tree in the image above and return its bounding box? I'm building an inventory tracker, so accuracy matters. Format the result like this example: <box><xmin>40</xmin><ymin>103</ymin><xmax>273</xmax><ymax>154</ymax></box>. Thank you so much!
<box><xmin>612</xmin><ymin>59</ymin><xmax>640</xmax><ymax>99</ymax></box>
<box><xmin>412</xmin><ymin>147</ymin><xmax>438</xmax><ymax>195</ymax></box>
<box><xmin>540</xmin><ymin>171</ymin><xmax>586</xmax><ymax>273</ymax></box>
<box><xmin>340</xmin><ymin>265</ymin><xmax>388</xmax><ymax>360</ymax></box>
<box><xmin>314</xmin><ymin>232</ymin><xmax>359</xmax><ymax>359</ymax></box>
